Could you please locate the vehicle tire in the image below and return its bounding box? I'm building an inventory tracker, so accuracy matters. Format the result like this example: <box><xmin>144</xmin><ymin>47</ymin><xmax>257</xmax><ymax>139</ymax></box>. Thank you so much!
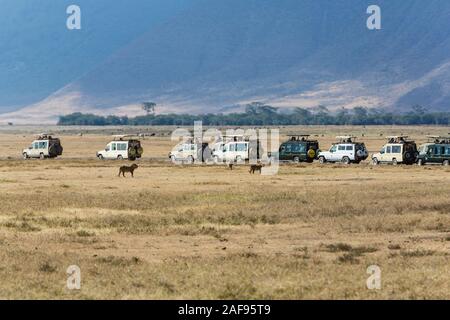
<box><xmin>23</xmin><ymin>152</ymin><xmax>28</xmax><ymax>160</ymax></box>
<box><xmin>39</xmin><ymin>153</ymin><xmax>45</xmax><ymax>160</ymax></box>
<box><xmin>307</xmin><ymin>149</ymin><xmax>316</xmax><ymax>159</ymax></box>
<box><xmin>342</xmin><ymin>157</ymin><xmax>350</xmax><ymax>165</ymax></box>
<box><xmin>236</xmin><ymin>156</ymin><xmax>243</xmax><ymax>163</ymax></box>
<box><xmin>293</xmin><ymin>156</ymin><xmax>300</xmax><ymax>163</ymax></box>
<box><xmin>170</xmin><ymin>155</ymin><xmax>177</xmax><ymax>164</ymax></box>
<box><xmin>319</xmin><ymin>156</ymin><xmax>326</xmax><ymax>164</ymax></box>
<box><xmin>443</xmin><ymin>160</ymin><xmax>449</xmax><ymax>166</ymax></box>
<box><xmin>187</xmin><ymin>156</ymin><xmax>194</xmax><ymax>164</ymax></box>
<box><xmin>392</xmin><ymin>158</ymin><xmax>398</xmax><ymax>166</ymax></box>
<box><xmin>417</xmin><ymin>159</ymin><xmax>424</xmax><ymax>166</ymax></box>
<box><xmin>404</xmin><ymin>152</ymin><xmax>413</xmax><ymax>162</ymax></box>
<box><xmin>117</xmin><ymin>155</ymin><xmax>123</xmax><ymax>160</ymax></box>
<box><xmin>372</xmin><ymin>158</ymin><xmax>379</xmax><ymax>165</ymax></box>
<box><xmin>98</xmin><ymin>154</ymin><xmax>104</xmax><ymax>160</ymax></box>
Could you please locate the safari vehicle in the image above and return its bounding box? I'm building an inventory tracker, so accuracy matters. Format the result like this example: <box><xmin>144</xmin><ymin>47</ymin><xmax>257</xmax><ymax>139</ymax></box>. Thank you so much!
<box><xmin>318</xmin><ymin>136</ymin><xmax>368</xmax><ymax>164</ymax></box>
<box><xmin>372</xmin><ymin>136</ymin><xmax>418</xmax><ymax>165</ymax></box>
<box><xmin>416</xmin><ymin>136</ymin><xmax>450</xmax><ymax>166</ymax></box>
<box><xmin>212</xmin><ymin>135</ymin><xmax>263</xmax><ymax>163</ymax></box>
<box><xmin>97</xmin><ymin>135</ymin><xmax>143</xmax><ymax>160</ymax></box>
<box><xmin>270</xmin><ymin>134</ymin><xmax>319</xmax><ymax>163</ymax></box>
<box><xmin>169</xmin><ymin>140</ymin><xmax>211</xmax><ymax>164</ymax></box>
<box><xmin>22</xmin><ymin>134</ymin><xmax>63</xmax><ymax>159</ymax></box>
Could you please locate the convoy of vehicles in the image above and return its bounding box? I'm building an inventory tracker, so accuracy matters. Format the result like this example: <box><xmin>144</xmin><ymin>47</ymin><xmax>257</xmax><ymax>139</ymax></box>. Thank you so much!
<box><xmin>22</xmin><ymin>134</ymin><xmax>63</xmax><ymax>159</ymax></box>
<box><xmin>372</xmin><ymin>136</ymin><xmax>418</xmax><ymax>165</ymax></box>
<box><xmin>97</xmin><ymin>135</ymin><xmax>143</xmax><ymax>160</ymax></box>
<box><xmin>416</xmin><ymin>136</ymin><xmax>450</xmax><ymax>166</ymax></box>
<box><xmin>318</xmin><ymin>136</ymin><xmax>368</xmax><ymax>164</ymax></box>
<box><xmin>17</xmin><ymin>132</ymin><xmax>450</xmax><ymax>168</ymax></box>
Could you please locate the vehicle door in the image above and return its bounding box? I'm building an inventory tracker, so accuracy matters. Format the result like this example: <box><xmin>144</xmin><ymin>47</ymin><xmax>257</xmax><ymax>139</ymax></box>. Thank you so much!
<box><xmin>293</xmin><ymin>143</ymin><xmax>306</xmax><ymax>161</ymax></box>
<box><xmin>336</xmin><ymin>144</ymin><xmax>347</xmax><ymax>161</ymax></box>
<box><xmin>279</xmin><ymin>144</ymin><xmax>288</xmax><ymax>161</ymax></box>
<box><xmin>36</xmin><ymin>140</ymin><xmax>48</xmax><ymax>156</ymax></box>
<box><xmin>391</xmin><ymin>145</ymin><xmax>402</xmax><ymax>162</ymax></box>
<box><xmin>117</xmin><ymin>142</ymin><xmax>128</xmax><ymax>158</ymax></box>
<box><xmin>29</xmin><ymin>141</ymin><xmax>39</xmax><ymax>157</ymax></box>
<box><xmin>109</xmin><ymin>142</ymin><xmax>119</xmax><ymax>159</ymax></box>
<box><xmin>225</xmin><ymin>143</ymin><xmax>236</xmax><ymax>162</ymax></box>
<box><xmin>432</xmin><ymin>145</ymin><xmax>445</xmax><ymax>164</ymax></box>
<box><xmin>382</xmin><ymin>145</ymin><xmax>394</xmax><ymax>162</ymax></box>
<box><xmin>328</xmin><ymin>145</ymin><xmax>338</xmax><ymax>161</ymax></box>
<box><xmin>236</xmin><ymin>142</ymin><xmax>248</xmax><ymax>160</ymax></box>
<box><xmin>281</xmin><ymin>143</ymin><xmax>293</xmax><ymax>161</ymax></box>
<box><xmin>345</xmin><ymin>145</ymin><xmax>354</xmax><ymax>160</ymax></box>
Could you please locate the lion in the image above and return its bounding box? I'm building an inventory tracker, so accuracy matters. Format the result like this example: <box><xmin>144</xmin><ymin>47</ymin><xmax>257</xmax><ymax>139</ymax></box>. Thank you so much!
<box><xmin>118</xmin><ymin>164</ymin><xmax>138</xmax><ymax>177</ymax></box>
<box><xmin>249</xmin><ymin>164</ymin><xmax>263</xmax><ymax>174</ymax></box>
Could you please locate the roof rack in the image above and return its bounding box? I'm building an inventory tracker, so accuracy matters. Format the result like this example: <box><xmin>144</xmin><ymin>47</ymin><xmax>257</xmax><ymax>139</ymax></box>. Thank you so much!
<box><xmin>112</xmin><ymin>134</ymin><xmax>138</xmax><ymax>141</ymax></box>
<box><xmin>386</xmin><ymin>135</ymin><xmax>409</xmax><ymax>139</ymax></box>
<box><xmin>336</xmin><ymin>136</ymin><xmax>357</xmax><ymax>142</ymax></box>
<box><xmin>427</xmin><ymin>135</ymin><xmax>450</xmax><ymax>143</ymax></box>
<box><xmin>35</xmin><ymin>133</ymin><xmax>54</xmax><ymax>139</ymax></box>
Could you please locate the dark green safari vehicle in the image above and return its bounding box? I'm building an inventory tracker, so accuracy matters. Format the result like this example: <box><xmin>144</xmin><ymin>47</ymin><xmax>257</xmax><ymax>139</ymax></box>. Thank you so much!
<box><xmin>417</xmin><ymin>136</ymin><xmax>450</xmax><ymax>166</ymax></box>
<box><xmin>274</xmin><ymin>135</ymin><xmax>319</xmax><ymax>163</ymax></box>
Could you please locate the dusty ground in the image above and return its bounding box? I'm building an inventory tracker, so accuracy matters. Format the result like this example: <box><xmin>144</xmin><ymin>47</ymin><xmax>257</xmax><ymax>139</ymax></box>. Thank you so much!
<box><xmin>0</xmin><ymin>125</ymin><xmax>448</xmax><ymax>299</ymax></box>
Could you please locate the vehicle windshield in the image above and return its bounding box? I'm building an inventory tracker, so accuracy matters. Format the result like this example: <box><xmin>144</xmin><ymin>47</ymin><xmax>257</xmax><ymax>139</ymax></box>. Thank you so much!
<box><xmin>330</xmin><ymin>145</ymin><xmax>337</xmax><ymax>152</ymax></box>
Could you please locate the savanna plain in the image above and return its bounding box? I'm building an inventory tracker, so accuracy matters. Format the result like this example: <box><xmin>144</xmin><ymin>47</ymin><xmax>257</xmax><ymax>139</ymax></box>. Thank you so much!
<box><xmin>0</xmin><ymin>125</ymin><xmax>448</xmax><ymax>299</ymax></box>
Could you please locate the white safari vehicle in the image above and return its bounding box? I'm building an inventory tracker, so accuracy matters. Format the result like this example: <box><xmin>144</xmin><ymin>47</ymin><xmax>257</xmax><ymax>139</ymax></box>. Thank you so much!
<box><xmin>23</xmin><ymin>134</ymin><xmax>63</xmax><ymax>159</ymax></box>
<box><xmin>372</xmin><ymin>136</ymin><xmax>418</xmax><ymax>165</ymax></box>
<box><xmin>212</xmin><ymin>135</ymin><xmax>263</xmax><ymax>163</ymax></box>
<box><xmin>318</xmin><ymin>136</ymin><xmax>368</xmax><ymax>164</ymax></box>
<box><xmin>97</xmin><ymin>135</ymin><xmax>143</xmax><ymax>160</ymax></box>
<box><xmin>169</xmin><ymin>140</ymin><xmax>211</xmax><ymax>164</ymax></box>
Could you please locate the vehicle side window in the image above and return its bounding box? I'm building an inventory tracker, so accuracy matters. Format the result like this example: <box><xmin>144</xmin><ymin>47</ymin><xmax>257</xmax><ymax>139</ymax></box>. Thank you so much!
<box><xmin>392</xmin><ymin>146</ymin><xmax>401</xmax><ymax>153</ymax></box>
<box><xmin>346</xmin><ymin>146</ymin><xmax>353</xmax><ymax>151</ymax></box>
<box><xmin>386</xmin><ymin>146</ymin><xmax>391</xmax><ymax>153</ymax></box>
<box><xmin>228</xmin><ymin>143</ymin><xmax>236</xmax><ymax>152</ymax></box>
<box><xmin>280</xmin><ymin>145</ymin><xmax>286</xmax><ymax>152</ymax></box>
<box><xmin>34</xmin><ymin>142</ymin><xmax>39</xmax><ymax>149</ymax></box>
<box><xmin>338</xmin><ymin>145</ymin><xmax>346</xmax><ymax>151</ymax></box>
<box><xmin>446</xmin><ymin>147</ymin><xmax>450</xmax><ymax>155</ymax></box>
<box><xmin>112</xmin><ymin>143</ymin><xmax>117</xmax><ymax>151</ymax></box>
<box><xmin>236</xmin><ymin>143</ymin><xmax>246</xmax><ymax>152</ymax></box>
<box><xmin>285</xmin><ymin>144</ymin><xmax>292</xmax><ymax>153</ymax></box>
<box><xmin>440</xmin><ymin>147</ymin><xmax>445</xmax><ymax>155</ymax></box>
<box><xmin>118</xmin><ymin>143</ymin><xmax>127</xmax><ymax>151</ymax></box>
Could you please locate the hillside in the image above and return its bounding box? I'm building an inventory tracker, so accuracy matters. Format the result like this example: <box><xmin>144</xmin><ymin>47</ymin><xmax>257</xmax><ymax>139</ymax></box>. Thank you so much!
<box><xmin>1</xmin><ymin>0</ymin><xmax>450</xmax><ymax>123</ymax></box>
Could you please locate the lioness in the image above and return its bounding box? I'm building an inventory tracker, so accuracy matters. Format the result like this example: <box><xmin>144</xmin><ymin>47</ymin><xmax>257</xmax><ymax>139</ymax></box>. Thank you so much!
<box><xmin>118</xmin><ymin>164</ymin><xmax>138</xmax><ymax>177</ymax></box>
<box><xmin>249</xmin><ymin>164</ymin><xmax>263</xmax><ymax>174</ymax></box>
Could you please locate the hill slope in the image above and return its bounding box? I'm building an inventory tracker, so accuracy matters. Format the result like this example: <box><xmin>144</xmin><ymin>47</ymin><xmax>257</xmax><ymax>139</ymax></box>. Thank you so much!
<box><xmin>1</xmin><ymin>0</ymin><xmax>450</xmax><ymax>123</ymax></box>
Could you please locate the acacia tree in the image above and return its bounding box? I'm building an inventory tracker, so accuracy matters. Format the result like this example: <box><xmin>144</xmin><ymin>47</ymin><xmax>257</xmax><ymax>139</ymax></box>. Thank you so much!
<box><xmin>142</xmin><ymin>102</ymin><xmax>156</xmax><ymax>115</ymax></box>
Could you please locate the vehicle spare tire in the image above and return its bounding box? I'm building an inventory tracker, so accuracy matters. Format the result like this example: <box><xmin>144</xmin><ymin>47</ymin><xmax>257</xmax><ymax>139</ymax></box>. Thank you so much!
<box><xmin>128</xmin><ymin>147</ymin><xmax>137</xmax><ymax>156</ymax></box>
<box><xmin>307</xmin><ymin>149</ymin><xmax>316</xmax><ymax>159</ymax></box>
<box><xmin>356</xmin><ymin>150</ymin><xmax>365</xmax><ymax>158</ymax></box>
<box><xmin>404</xmin><ymin>151</ymin><xmax>412</xmax><ymax>161</ymax></box>
<box><xmin>137</xmin><ymin>147</ymin><xmax>144</xmax><ymax>155</ymax></box>
<box><xmin>49</xmin><ymin>145</ymin><xmax>57</xmax><ymax>156</ymax></box>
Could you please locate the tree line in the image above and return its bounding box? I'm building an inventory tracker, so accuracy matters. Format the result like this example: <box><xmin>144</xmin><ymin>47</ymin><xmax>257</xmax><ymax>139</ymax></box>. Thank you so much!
<box><xmin>57</xmin><ymin>103</ymin><xmax>450</xmax><ymax>126</ymax></box>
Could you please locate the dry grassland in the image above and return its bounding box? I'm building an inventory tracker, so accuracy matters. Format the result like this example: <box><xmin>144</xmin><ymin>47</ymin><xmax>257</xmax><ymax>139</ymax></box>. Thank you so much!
<box><xmin>0</xmin><ymin>125</ymin><xmax>448</xmax><ymax>299</ymax></box>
